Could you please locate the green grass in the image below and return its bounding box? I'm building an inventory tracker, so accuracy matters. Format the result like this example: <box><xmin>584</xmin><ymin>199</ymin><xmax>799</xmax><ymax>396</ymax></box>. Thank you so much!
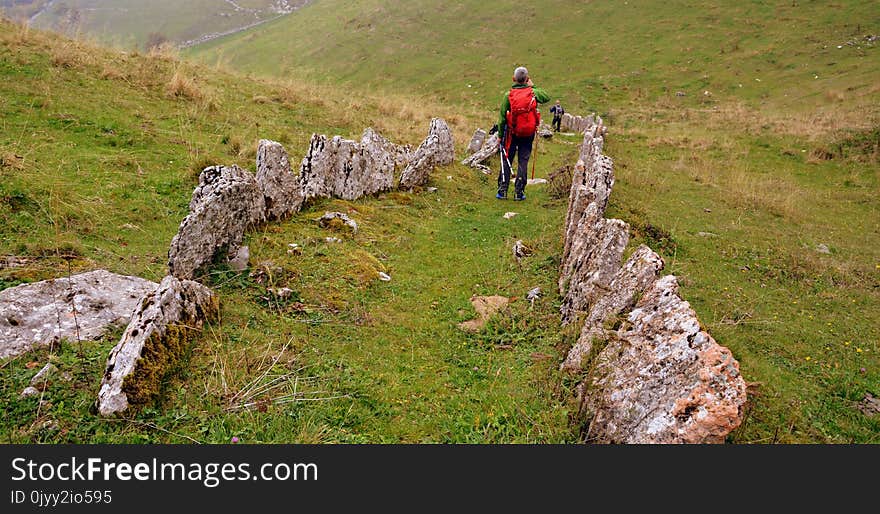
<box><xmin>2</xmin><ymin>0</ymin><xmax>880</xmax><ymax>443</ymax></box>
<box><xmin>187</xmin><ymin>0</ymin><xmax>880</xmax><ymax>442</ymax></box>
<box><xmin>0</xmin><ymin>19</ymin><xmax>578</xmax><ymax>443</ymax></box>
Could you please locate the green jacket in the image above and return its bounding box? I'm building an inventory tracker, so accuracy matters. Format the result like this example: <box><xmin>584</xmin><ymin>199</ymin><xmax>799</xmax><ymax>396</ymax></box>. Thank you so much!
<box><xmin>499</xmin><ymin>83</ymin><xmax>551</xmax><ymax>133</ymax></box>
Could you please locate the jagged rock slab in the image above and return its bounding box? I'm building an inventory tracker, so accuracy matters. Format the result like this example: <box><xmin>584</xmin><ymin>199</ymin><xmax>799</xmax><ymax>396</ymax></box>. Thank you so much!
<box><xmin>538</xmin><ymin>123</ymin><xmax>553</xmax><ymax>139</ymax></box>
<box><xmin>467</xmin><ymin>128</ymin><xmax>487</xmax><ymax>154</ymax></box>
<box><xmin>0</xmin><ymin>270</ymin><xmax>158</xmax><ymax>360</ymax></box>
<box><xmin>363</xmin><ymin>127</ymin><xmax>412</xmax><ymax>170</ymax></box>
<box><xmin>168</xmin><ymin>165</ymin><xmax>266</xmax><ymax>280</ymax></box>
<box><xmin>562</xmin><ymin>245</ymin><xmax>664</xmax><ymax>373</ymax></box>
<box><xmin>256</xmin><ymin>139</ymin><xmax>304</xmax><ymax>220</ymax></box>
<box><xmin>299</xmin><ymin>128</ymin><xmax>401</xmax><ymax>203</ymax></box>
<box><xmin>560</xmin><ymin>205</ymin><xmax>630</xmax><ymax>325</ymax></box>
<box><xmin>581</xmin><ymin>275</ymin><xmax>747</xmax><ymax>444</ymax></box>
<box><xmin>560</xmin><ymin>135</ymin><xmax>614</xmax><ymax>293</ymax></box>
<box><xmin>97</xmin><ymin>275</ymin><xmax>218</xmax><ymax>417</ymax></box>
<box><xmin>399</xmin><ymin>118</ymin><xmax>455</xmax><ymax>189</ymax></box>
<box><xmin>461</xmin><ymin>134</ymin><xmax>499</xmax><ymax>168</ymax></box>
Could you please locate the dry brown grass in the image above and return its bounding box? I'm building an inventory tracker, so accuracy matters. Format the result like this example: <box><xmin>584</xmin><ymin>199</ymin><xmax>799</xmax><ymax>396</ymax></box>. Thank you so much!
<box><xmin>165</xmin><ymin>69</ymin><xmax>203</xmax><ymax>100</ymax></box>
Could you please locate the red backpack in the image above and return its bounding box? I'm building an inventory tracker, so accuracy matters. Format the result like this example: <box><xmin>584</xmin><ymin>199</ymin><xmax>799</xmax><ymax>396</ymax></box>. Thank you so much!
<box><xmin>506</xmin><ymin>87</ymin><xmax>541</xmax><ymax>137</ymax></box>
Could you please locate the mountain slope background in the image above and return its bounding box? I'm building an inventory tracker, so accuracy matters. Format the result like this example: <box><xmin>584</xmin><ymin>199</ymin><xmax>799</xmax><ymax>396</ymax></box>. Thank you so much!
<box><xmin>1</xmin><ymin>0</ymin><xmax>878</xmax><ymax>443</ymax></box>
<box><xmin>1</xmin><ymin>0</ymin><xmax>309</xmax><ymax>49</ymax></box>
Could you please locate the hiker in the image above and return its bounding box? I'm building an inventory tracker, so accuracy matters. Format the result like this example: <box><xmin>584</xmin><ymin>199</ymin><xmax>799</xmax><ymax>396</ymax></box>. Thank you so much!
<box><xmin>496</xmin><ymin>66</ymin><xmax>550</xmax><ymax>201</ymax></box>
<box><xmin>550</xmin><ymin>100</ymin><xmax>564</xmax><ymax>132</ymax></box>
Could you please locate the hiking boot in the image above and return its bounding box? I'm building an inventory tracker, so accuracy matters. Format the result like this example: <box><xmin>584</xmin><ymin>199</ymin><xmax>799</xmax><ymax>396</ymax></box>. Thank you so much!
<box><xmin>496</xmin><ymin>192</ymin><xmax>507</xmax><ymax>200</ymax></box>
<box><xmin>514</xmin><ymin>193</ymin><xmax>526</xmax><ymax>201</ymax></box>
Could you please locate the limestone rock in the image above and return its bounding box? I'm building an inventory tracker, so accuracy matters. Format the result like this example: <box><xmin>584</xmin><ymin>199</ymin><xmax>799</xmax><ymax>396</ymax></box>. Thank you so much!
<box><xmin>299</xmin><ymin>128</ymin><xmax>401</xmax><ymax>203</ymax></box>
<box><xmin>461</xmin><ymin>134</ymin><xmax>499</xmax><ymax>169</ymax></box>
<box><xmin>0</xmin><ymin>270</ymin><xmax>158</xmax><ymax>360</ymax></box>
<box><xmin>561</xmin><ymin>245</ymin><xmax>664</xmax><ymax>373</ymax></box>
<box><xmin>256</xmin><ymin>139</ymin><xmax>304</xmax><ymax>220</ymax></box>
<box><xmin>20</xmin><ymin>386</ymin><xmax>40</xmax><ymax>398</ymax></box>
<box><xmin>168</xmin><ymin>165</ymin><xmax>266</xmax><ymax>280</ymax></box>
<box><xmin>30</xmin><ymin>362</ymin><xmax>58</xmax><ymax>387</ymax></box>
<box><xmin>97</xmin><ymin>275</ymin><xmax>218</xmax><ymax>417</ymax></box>
<box><xmin>538</xmin><ymin>123</ymin><xmax>553</xmax><ymax>139</ymax></box>
<box><xmin>228</xmin><ymin>246</ymin><xmax>250</xmax><ymax>272</ymax></box>
<box><xmin>560</xmin><ymin>204</ymin><xmax>630</xmax><ymax>325</ymax></box>
<box><xmin>399</xmin><ymin>118</ymin><xmax>454</xmax><ymax>189</ymax></box>
<box><xmin>560</xmin><ymin>134</ymin><xmax>614</xmax><ymax>293</ymax></box>
<box><xmin>581</xmin><ymin>276</ymin><xmax>747</xmax><ymax>444</ymax></box>
<box><xmin>468</xmin><ymin>128</ymin><xmax>487</xmax><ymax>154</ymax></box>
<box><xmin>316</xmin><ymin>211</ymin><xmax>358</xmax><ymax>233</ymax></box>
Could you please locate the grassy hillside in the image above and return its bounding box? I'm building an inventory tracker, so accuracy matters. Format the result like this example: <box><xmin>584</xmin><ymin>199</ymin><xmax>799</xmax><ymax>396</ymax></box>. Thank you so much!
<box><xmin>0</xmin><ymin>18</ymin><xmax>578</xmax><ymax>443</ymax></box>
<box><xmin>6</xmin><ymin>0</ymin><xmax>307</xmax><ymax>49</ymax></box>
<box><xmin>2</xmin><ymin>0</ymin><xmax>879</xmax><ymax>443</ymax></box>
<box><xmin>186</xmin><ymin>0</ymin><xmax>880</xmax><ymax>442</ymax></box>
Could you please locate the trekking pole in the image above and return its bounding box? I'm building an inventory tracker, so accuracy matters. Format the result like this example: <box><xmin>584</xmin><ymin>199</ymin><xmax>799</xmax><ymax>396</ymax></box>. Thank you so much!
<box><xmin>530</xmin><ymin>135</ymin><xmax>538</xmax><ymax>180</ymax></box>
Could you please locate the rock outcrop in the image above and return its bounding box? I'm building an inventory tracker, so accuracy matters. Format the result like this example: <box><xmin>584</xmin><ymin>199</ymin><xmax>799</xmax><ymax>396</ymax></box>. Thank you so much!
<box><xmin>461</xmin><ymin>134</ymin><xmax>499</xmax><ymax>173</ymax></box>
<box><xmin>399</xmin><ymin>118</ymin><xmax>455</xmax><ymax>189</ymax></box>
<box><xmin>561</xmin><ymin>113</ymin><xmax>598</xmax><ymax>133</ymax></box>
<box><xmin>256</xmin><ymin>139</ymin><xmax>304</xmax><ymax>220</ymax></box>
<box><xmin>299</xmin><ymin>128</ymin><xmax>405</xmax><ymax>202</ymax></box>
<box><xmin>579</xmin><ymin>276</ymin><xmax>747</xmax><ymax>443</ymax></box>
<box><xmin>97</xmin><ymin>275</ymin><xmax>218</xmax><ymax>417</ymax></box>
<box><xmin>558</xmin><ymin>117</ymin><xmax>746</xmax><ymax>444</ymax></box>
<box><xmin>467</xmin><ymin>128</ymin><xmax>487</xmax><ymax>154</ymax></box>
<box><xmin>168</xmin><ymin>165</ymin><xmax>266</xmax><ymax>280</ymax></box>
<box><xmin>0</xmin><ymin>270</ymin><xmax>158</xmax><ymax>360</ymax></box>
<box><xmin>561</xmin><ymin>245</ymin><xmax>664</xmax><ymax>372</ymax></box>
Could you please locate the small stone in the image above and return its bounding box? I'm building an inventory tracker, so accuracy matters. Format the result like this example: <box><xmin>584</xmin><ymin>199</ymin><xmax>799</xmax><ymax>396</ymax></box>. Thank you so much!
<box><xmin>378</xmin><ymin>272</ymin><xmax>392</xmax><ymax>282</ymax></box>
<box><xmin>30</xmin><ymin>363</ymin><xmax>58</xmax><ymax>387</ymax></box>
<box><xmin>316</xmin><ymin>212</ymin><xmax>358</xmax><ymax>233</ymax></box>
<box><xmin>526</xmin><ymin>287</ymin><xmax>542</xmax><ymax>305</ymax></box>
<box><xmin>273</xmin><ymin>287</ymin><xmax>296</xmax><ymax>299</ymax></box>
<box><xmin>228</xmin><ymin>246</ymin><xmax>250</xmax><ymax>272</ymax></box>
<box><xmin>20</xmin><ymin>386</ymin><xmax>41</xmax><ymax>398</ymax></box>
<box><xmin>324</xmin><ymin>237</ymin><xmax>342</xmax><ymax>244</ymax></box>
<box><xmin>815</xmin><ymin>243</ymin><xmax>831</xmax><ymax>254</ymax></box>
<box><xmin>697</xmin><ymin>232</ymin><xmax>717</xmax><ymax>237</ymax></box>
<box><xmin>427</xmin><ymin>187</ymin><xmax>439</xmax><ymax>193</ymax></box>
<box><xmin>503</xmin><ymin>212</ymin><xmax>518</xmax><ymax>219</ymax></box>
<box><xmin>446</xmin><ymin>175</ymin><xmax>453</xmax><ymax>180</ymax></box>
<box><xmin>527</xmin><ymin>178</ymin><xmax>548</xmax><ymax>185</ymax></box>
<box><xmin>287</xmin><ymin>243</ymin><xmax>303</xmax><ymax>255</ymax></box>
<box><xmin>676</xmin><ymin>91</ymin><xmax>687</xmax><ymax>97</ymax></box>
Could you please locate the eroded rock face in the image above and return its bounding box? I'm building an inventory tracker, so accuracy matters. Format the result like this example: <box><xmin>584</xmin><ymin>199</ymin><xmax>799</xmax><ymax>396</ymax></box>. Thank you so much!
<box><xmin>560</xmin><ymin>145</ymin><xmax>614</xmax><ymax>293</ymax></box>
<box><xmin>168</xmin><ymin>165</ymin><xmax>266</xmax><ymax>280</ymax></box>
<box><xmin>468</xmin><ymin>128</ymin><xmax>487</xmax><ymax>154</ymax></box>
<box><xmin>256</xmin><ymin>139</ymin><xmax>304</xmax><ymax>220</ymax></box>
<box><xmin>561</xmin><ymin>245</ymin><xmax>664</xmax><ymax>373</ymax></box>
<box><xmin>97</xmin><ymin>275</ymin><xmax>218</xmax><ymax>417</ymax></box>
<box><xmin>299</xmin><ymin>128</ymin><xmax>402</xmax><ymax>203</ymax></box>
<box><xmin>461</xmin><ymin>134</ymin><xmax>499</xmax><ymax>169</ymax></box>
<box><xmin>559</xmin><ymin>209</ymin><xmax>630</xmax><ymax>325</ymax></box>
<box><xmin>399</xmin><ymin>118</ymin><xmax>455</xmax><ymax>189</ymax></box>
<box><xmin>580</xmin><ymin>276</ymin><xmax>747</xmax><ymax>444</ymax></box>
<box><xmin>0</xmin><ymin>270</ymin><xmax>158</xmax><ymax>360</ymax></box>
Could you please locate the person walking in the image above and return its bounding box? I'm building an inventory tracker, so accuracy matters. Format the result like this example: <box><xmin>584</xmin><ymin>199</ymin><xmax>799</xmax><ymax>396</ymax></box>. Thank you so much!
<box><xmin>496</xmin><ymin>66</ymin><xmax>550</xmax><ymax>201</ymax></box>
<box><xmin>550</xmin><ymin>100</ymin><xmax>565</xmax><ymax>132</ymax></box>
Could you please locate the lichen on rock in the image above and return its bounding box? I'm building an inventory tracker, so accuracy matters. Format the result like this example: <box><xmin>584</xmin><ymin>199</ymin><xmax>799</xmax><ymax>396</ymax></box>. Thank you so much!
<box><xmin>398</xmin><ymin>118</ymin><xmax>454</xmax><ymax>189</ymax></box>
<box><xmin>167</xmin><ymin>165</ymin><xmax>266</xmax><ymax>280</ymax></box>
<box><xmin>97</xmin><ymin>275</ymin><xmax>218</xmax><ymax>417</ymax></box>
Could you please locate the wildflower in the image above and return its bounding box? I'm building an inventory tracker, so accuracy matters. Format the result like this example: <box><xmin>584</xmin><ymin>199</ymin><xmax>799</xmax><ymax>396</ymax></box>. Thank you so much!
<box><xmin>805</xmin><ymin>356</ymin><xmax>811</xmax><ymax>361</ymax></box>
<box><xmin>231</xmin><ymin>436</ymin><xmax>240</xmax><ymax>444</ymax></box>
<box><xmin>856</xmin><ymin>348</ymin><xmax>863</xmax><ymax>353</ymax></box>
<box><xmin>844</xmin><ymin>341</ymin><xmax>851</xmax><ymax>346</ymax></box>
